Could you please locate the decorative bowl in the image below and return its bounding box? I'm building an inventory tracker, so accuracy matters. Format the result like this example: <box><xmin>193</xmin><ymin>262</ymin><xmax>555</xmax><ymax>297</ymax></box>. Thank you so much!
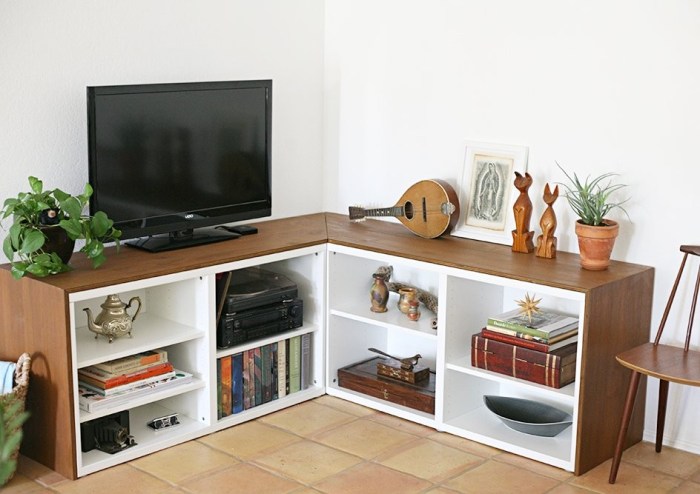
<box><xmin>483</xmin><ymin>395</ymin><xmax>573</xmax><ymax>437</ymax></box>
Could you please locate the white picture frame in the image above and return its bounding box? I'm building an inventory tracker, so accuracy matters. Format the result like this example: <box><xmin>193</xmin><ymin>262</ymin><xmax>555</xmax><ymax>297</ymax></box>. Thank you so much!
<box><xmin>452</xmin><ymin>141</ymin><xmax>529</xmax><ymax>245</ymax></box>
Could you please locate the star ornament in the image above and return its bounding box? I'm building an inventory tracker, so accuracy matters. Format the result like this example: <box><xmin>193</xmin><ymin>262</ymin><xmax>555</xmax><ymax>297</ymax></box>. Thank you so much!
<box><xmin>516</xmin><ymin>293</ymin><xmax>542</xmax><ymax>323</ymax></box>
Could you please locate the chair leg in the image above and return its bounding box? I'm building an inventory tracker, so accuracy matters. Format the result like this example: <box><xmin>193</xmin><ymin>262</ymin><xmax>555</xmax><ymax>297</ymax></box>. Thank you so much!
<box><xmin>656</xmin><ymin>379</ymin><xmax>669</xmax><ymax>453</ymax></box>
<box><xmin>609</xmin><ymin>371</ymin><xmax>642</xmax><ymax>484</ymax></box>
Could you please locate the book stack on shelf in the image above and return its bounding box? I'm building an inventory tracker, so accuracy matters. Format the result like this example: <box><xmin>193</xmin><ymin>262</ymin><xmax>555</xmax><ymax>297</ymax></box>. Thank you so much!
<box><xmin>471</xmin><ymin>308</ymin><xmax>579</xmax><ymax>389</ymax></box>
<box><xmin>78</xmin><ymin>349</ymin><xmax>193</xmax><ymax>412</ymax></box>
<box><xmin>217</xmin><ymin>333</ymin><xmax>312</xmax><ymax>418</ymax></box>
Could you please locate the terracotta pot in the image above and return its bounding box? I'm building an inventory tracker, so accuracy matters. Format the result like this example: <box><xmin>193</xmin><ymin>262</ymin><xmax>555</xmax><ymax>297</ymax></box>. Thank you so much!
<box><xmin>40</xmin><ymin>226</ymin><xmax>75</xmax><ymax>264</ymax></box>
<box><xmin>575</xmin><ymin>219</ymin><xmax>619</xmax><ymax>271</ymax></box>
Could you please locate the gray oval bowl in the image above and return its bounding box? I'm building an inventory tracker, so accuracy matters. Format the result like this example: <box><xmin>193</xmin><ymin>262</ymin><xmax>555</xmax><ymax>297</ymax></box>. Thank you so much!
<box><xmin>483</xmin><ymin>395</ymin><xmax>573</xmax><ymax>437</ymax></box>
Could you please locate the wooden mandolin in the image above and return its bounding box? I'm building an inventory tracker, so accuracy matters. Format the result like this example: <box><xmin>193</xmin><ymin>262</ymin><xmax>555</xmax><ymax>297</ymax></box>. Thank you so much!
<box><xmin>348</xmin><ymin>179</ymin><xmax>460</xmax><ymax>238</ymax></box>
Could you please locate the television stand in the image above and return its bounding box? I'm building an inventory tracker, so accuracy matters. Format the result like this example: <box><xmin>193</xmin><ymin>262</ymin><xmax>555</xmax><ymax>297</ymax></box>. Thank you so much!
<box><xmin>127</xmin><ymin>227</ymin><xmax>241</xmax><ymax>252</ymax></box>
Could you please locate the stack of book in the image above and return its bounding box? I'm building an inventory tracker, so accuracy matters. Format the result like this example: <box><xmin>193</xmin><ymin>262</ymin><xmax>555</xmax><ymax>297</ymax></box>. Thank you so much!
<box><xmin>217</xmin><ymin>333</ymin><xmax>312</xmax><ymax>419</ymax></box>
<box><xmin>78</xmin><ymin>349</ymin><xmax>193</xmax><ymax>412</ymax></box>
<box><xmin>471</xmin><ymin>308</ymin><xmax>579</xmax><ymax>389</ymax></box>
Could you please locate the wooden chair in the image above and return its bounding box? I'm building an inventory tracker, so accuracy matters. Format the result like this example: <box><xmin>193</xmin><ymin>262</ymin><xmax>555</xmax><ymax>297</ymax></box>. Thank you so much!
<box><xmin>609</xmin><ymin>245</ymin><xmax>700</xmax><ymax>484</ymax></box>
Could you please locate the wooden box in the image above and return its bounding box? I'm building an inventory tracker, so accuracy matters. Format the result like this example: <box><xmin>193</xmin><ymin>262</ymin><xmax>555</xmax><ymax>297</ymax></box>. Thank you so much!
<box><xmin>337</xmin><ymin>357</ymin><xmax>435</xmax><ymax>414</ymax></box>
<box><xmin>376</xmin><ymin>358</ymin><xmax>430</xmax><ymax>384</ymax></box>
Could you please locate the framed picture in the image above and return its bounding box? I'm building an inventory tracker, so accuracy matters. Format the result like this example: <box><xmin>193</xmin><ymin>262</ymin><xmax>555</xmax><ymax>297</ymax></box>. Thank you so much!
<box><xmin>452</xmin><ymin>141</ymin><xmax>529</xmax><ymax>244</ymax></box>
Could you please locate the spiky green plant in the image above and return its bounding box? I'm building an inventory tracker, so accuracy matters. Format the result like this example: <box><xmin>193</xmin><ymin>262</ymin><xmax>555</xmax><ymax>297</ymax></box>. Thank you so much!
<box><xmin>1</xmin><ymin>176</ymin><xmax>121</xmax><ymax>279</ymax></box>
<box><xmin>0</xmin><ymin>397</ymin><xmax>30</xmax><ymax>486</ymax></box>
<box><xmin>556</xmin><ymin>162</ymin><xmax>629</xmax><ymax>226</ymax></box>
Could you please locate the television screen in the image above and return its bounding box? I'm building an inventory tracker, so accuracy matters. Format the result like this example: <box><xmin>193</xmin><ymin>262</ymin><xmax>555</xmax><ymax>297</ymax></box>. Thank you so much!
<box><xmin>87</xmin><ymin>80</ymin><xmax>272</xmax><ymax>252</ymax></box>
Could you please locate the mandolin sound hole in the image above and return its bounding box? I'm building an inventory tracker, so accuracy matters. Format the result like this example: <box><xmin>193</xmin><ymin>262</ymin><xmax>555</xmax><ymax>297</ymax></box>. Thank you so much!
<box><xmin>404</xmin><ymin>202</ymin><xmax>414</xmax><ymax>220</ymax></box>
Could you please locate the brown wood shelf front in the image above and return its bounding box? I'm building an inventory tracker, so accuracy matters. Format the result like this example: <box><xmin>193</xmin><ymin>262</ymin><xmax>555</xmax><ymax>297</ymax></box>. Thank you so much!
<box><xmin>0</xmin><ymin>212</ymin><xmax>654</xmax><ymax>478</ymax></box>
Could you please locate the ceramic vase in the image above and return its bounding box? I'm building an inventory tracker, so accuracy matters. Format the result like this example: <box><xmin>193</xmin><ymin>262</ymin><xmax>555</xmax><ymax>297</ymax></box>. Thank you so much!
<box><xmin>397</xmin><ymin>287</ymin><xmax>418</xmax><ymax>314</ymax></box>
<box><xmin>370</xmin><ymin>274</ymin><xmax>389</xmax><ymax>313</ymax></box>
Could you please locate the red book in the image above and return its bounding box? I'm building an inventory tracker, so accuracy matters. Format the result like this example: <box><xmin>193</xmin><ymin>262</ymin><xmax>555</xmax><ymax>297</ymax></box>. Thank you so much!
<box><xmin>480</xmin><ymin>328</ymin><xmax>578</xmax><ymax>353</ymax></box>
<box><xmin>471</xmin><ymin>333</ymin><xmax>577</xmax><ymax>389</ymax></box>
<box><xmin>78</xmin><ymin>362</ymin><xmax>174</xmax><ymax>389</ymax></box>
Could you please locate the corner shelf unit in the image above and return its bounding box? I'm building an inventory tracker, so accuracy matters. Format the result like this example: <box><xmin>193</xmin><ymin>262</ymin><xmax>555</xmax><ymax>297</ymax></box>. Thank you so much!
<box><xmin>324</xmin><ymin>213</ymin><xmax>654</xmax><ymax>476</ymax></box>
<box><xmin>0</xmin><ymin>213</ymin><xmax>654</xmax><ymax>479</ymax></box>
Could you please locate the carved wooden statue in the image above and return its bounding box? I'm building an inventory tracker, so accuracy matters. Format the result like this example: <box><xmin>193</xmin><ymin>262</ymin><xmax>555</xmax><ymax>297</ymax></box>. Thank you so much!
<box><xmin>511</xmin><ymin>171</ymin><xmax>535</xmax><ymax>253</ymax></box>
<box><xmin>536</xmin><ymin>183</ymin><xmax>559</xmax><ymax>259</ymax></box>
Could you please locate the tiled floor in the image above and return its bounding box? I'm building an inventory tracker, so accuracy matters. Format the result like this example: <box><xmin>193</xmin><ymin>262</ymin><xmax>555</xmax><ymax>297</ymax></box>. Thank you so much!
<box><xmin>6</xmin><ymin>396</ymin><xmax>700</xmax><ymax>493</ymax></box>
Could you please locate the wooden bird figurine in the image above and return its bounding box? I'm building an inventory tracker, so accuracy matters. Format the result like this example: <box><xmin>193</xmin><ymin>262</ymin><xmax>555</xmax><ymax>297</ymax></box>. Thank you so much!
<box><xmin>368</xmin><ymin>348</ymin><xmax>422</xmax><ymax>371</ymax></box>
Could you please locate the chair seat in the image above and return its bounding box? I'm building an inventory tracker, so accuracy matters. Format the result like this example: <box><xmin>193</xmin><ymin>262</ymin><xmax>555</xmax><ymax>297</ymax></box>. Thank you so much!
<box><xmin>616</xmin><ymin>342</ymin><xmax>700</xmax><ymax>386</ymax></box>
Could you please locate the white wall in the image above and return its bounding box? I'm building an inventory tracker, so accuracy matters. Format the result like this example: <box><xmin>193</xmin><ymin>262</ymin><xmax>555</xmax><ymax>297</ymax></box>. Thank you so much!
<box><xmin>0</xmin><ymin>0</ymin><xmax>325</xmax><ymax>224</ymax></box>
<box><xmin>4</xmin><ymin>0</ymin><xmax>700</xmax><ymax>459</ymax></box>
<box><xmin>324</xmin><ymin>1</ymin><xmax>700</xmax><ymax>454</ymax></box>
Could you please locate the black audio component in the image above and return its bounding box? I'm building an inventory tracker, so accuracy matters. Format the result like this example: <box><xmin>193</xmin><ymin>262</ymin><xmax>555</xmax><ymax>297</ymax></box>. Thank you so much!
<box><xmin>217</xmin><ymin>298</ymin><xmax>303</xmax><ymax>348</ymax></box>
<box><xmin>223</xmin><ymin>267</ymin><xmax>298</xmax><ymax>313</ymax></box>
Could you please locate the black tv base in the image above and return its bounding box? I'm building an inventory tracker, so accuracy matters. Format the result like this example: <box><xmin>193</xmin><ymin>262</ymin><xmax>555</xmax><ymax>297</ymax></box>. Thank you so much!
<box><xmin>126</xmin><ymin>227</ymin><xmax>241</xmax><ymax>253</ymax></box>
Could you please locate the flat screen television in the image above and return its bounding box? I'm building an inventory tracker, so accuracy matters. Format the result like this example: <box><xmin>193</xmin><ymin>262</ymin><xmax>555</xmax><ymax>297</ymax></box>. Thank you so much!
<box><xmin>87</xmin><ymin>80</ymin><xmax>272</xmax><ymax>252</ymax></box>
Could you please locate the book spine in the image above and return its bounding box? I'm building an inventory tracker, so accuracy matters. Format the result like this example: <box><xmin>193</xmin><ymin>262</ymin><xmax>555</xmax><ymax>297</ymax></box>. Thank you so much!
<box><xmin>242</xmin><ymin>349</ymin><xmax>252</xmax><ymax>410</ymax></box>
<box><xmin>271</xmin><ymin>342</ymin><xmax>279</xmax><ymax>401</ymax></box>
<box><xmin>300</xmin><ymin>332</ymin><xmax>311</xmax><ymax>391</ymax></box>
<box><xmin>220</xmin><ymin>355</ymin><xmax>232</xmax><ymax>417</ymax></box>
<box><xmin>261</xmin><ymin>344</ymin><xmax>272</xmax><ymax>404</ymax></box>
<box><xmin>481</xmin><ymin>329</ymin><xmax>552</xmax><ymax>352</ymax></box>
<box><xmin>253</xmin><ymin>347</ymin><xmax>263</xmax><ymax>406</ymax></box>
<box><xmin>277</xmin><ymin>339</ymin><xmax>287</xmax><ymax>399</ymax></box>
<box><xmin>288</xmin><ymin>336</ymin><xmax>301</xmax><ymax>394</ymax></box>
<box><xmin>232</xmin><ymin>352</ymin><xmax>243</xmax><ymax>414</ymax></box>
<box><xmin>216</xmin><ymin>358</ymin><xmax>222</xmax><ymax>419</ymax></box>
<box><xmin>93</xmin><ymin>349</ymin><xmax>168</xmax><ymax>374</ymax></box>
<box><xmin>471</xmin><ymin>334</ymin><xmax>575</xmax><ymax>388</ymax></box>
<box><xmin>486</xmin><ymin>319</ymin><xmax>551</xmax><ymax>339</ymax></box>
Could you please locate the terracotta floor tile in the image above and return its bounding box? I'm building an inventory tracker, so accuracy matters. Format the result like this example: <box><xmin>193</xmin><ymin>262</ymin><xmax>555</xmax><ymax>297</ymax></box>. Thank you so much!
<box><xmin>314</xmin><ymin>395</ymin><xmax>379</xmax><ymax>417</ymax></box>
<box><xmin>545</xmin><ymin>484</ymin><xmax>593</xmax><ymax>493</ymax></box>
<box><xmin>258</xmin><ymin>401</ymin><xmax>357</xmax><ymax>436</ymax></box>
<box><xmin>571</xmin><ymin>459</ymin><xmax>683</xmax><ymax>493</ymax></box>
<box><xmin>14</xmin><ymin>397</ymin><xmax>700</xmax><ymax>494</ymax></box>
<box><xmin>51</xmin><ymin>464</ymin><xmax>170</xmax><ymax>494</ymax></box>
<box><xmin>180</xmin><ymin>462</ymin><xmax>301</xmax><ymax>494</ymax></box>
<box><xmin>426</xmin><ymin>431</ymin><xmax>501</xmax><ymax>458</ymax></box>
<box><xmin>367</xmin><ymin>412</ymin><xmax>436</xmax><ymax>437</ymax></box>
<box><xmin>1</xmin><ymin>472</ymin><xmax>54</xmax><ymax>493</ymax></box>
<box><xmin>129</xmin><ymin>439</ymin><xmax>238</xmax><ymax>483</ymax></box>
<box><xmin>313</xmin><ymin>462</ymin><xmax>432</xmax><ymax>494</ymax></box>
<box><xmin>197</xmin><ymin>420</ymin><xmax>301</xmax><ymax>460</ymax></box>
<box><xmin>377</xmin><ymin>437</ymin><xmax>483</xmax><ymax>482</ymax></box>
<box><xmin>443</xmin><ymin>460</ymin><xmax>559</xmax><ymax>493</ymax></box>
<box><xmin>253</xmin><ymin>440</ymin><xmax>362</xmax><ymax>484</ymax></box>
<box><xmin>620</xmin><ymin>441</ymin><xmax>700</xmax><ymax>478</ymax></box>
<box><xmin>314</xmin><ymin>417</ymin><xmax>418</xmax><ymax>458</ymax></box>
<box><xmin>494</xmin><ymin>452</ymin><xmax>574</xmax><ymax>481</ymax></box>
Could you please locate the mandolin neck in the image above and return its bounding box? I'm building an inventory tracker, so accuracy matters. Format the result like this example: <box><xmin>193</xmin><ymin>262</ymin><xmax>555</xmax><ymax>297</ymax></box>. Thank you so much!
<box><xmin>360</xmin><ymin>206</ymin><xmax>405</xmax><ymax>218</ymax></box>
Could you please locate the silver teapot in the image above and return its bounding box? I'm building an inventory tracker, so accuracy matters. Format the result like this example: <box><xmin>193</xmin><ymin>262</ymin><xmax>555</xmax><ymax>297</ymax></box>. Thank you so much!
<box><xmin>84</xmin><ymin>294</ymin><xmax>142</xmax><ymax>343</ymax></box>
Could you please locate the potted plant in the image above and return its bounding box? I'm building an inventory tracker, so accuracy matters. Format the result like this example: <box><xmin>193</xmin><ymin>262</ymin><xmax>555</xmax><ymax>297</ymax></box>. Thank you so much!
<box><xmin>557</xmin><ymin>163</ymin><xmax>629</xmax><ymax>270</ymax></box>
<box><xmin>1</xmin><ymin>176</ymin><xmax>121</xmax><ymax>279</ymax></box>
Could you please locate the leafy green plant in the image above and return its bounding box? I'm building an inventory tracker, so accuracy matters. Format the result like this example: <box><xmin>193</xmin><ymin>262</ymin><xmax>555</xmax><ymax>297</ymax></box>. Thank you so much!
<box><xmin>0</xmin><ymin>397</ymin><xmax>30</xmax><ymax>486</ymax></box>
<box><xmin>1</xmin><ymin>176</ymin><xmax>121</xmax><ymax>279</ymax></box>
<box><xmin>556</xmin><ymin>162</ymin><xmax>629</xmax><ymax>226</ymax></box>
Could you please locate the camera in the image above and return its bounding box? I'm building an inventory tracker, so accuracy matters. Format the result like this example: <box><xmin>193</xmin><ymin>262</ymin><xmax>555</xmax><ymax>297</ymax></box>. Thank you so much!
<box><xmin>80</xmin><ymin>410</ymin><xmax>136</xmax><ymax>454</ymax></box>
<box><xmin>147</xmin><ymin>413</ymin><xmax>180</xmax><ymax>431</ymax></box>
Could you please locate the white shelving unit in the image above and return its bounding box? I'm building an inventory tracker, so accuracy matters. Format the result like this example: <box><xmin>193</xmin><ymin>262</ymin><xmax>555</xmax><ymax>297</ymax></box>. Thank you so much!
<box><xmin>325</xmin><ymin>244</ymin><xmax>585</xmax><ymax>472</ymax></box>
<box><xmin>68</xmin><ymin>246</ymin><xmax>325</xmax><ymax>477</ymax></box>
